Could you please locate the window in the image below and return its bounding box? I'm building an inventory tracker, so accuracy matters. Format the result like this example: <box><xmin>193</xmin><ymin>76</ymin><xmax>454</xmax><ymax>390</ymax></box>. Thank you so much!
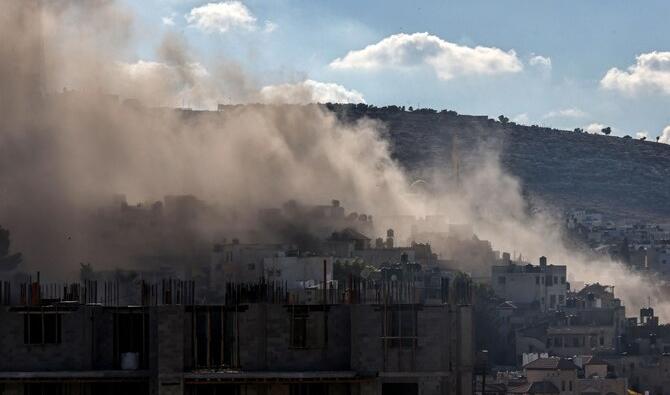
<box><xmin>194</xmin><ymin>306</ymin><xmax>237</xmax><ymax>367</ymax></box>
<box><xmin>545</xmin><ymin>276</ymin><xmax>552</xmax><ymax>286</ymax></box>
<box><xmin>382</xmin><ymin>383</ymin><xmax>418</xmax><ymax>395</ymax></box>
<box><xmin>562</xmin><ymin>380</ymin><xmax>566</xmax><ymax>391</ymax></box>
<box><xmin>290</xmin><ymin>384</ymin><xmax>328</xmax><ymax>395</ymax></box>
<box><xmin>554</xmin><ymin>276</ymin><xmax>558</xmax><ymax>285</ymax></box>
<box><xmin>24</xmin><ymin>313</ymin><xmax>61</xmax><ymax>345</ymax></box>
<box><xmin>600</xmin><ymin>336</ymin><xmax>605</xmax><ymax>346</ymax></box>
<box><xmin>498</xmin><ymin>276</ymin><xmax>506</xmax><ymax>285</ymax></box>
<box><xmin>535</xmin><ymin>276</ymin><xmax>539</xmax><ymax>285</ymax></box>
<box><xmin>382</xmin><ymin>307</ymin><xmax>417</xmax><ymax>348</ymax></box>
<box><xmin>114</xmin><ymin>312</ymin><xmax>149</xmax><ymax>369</ymax></box>
<box><xmin>290</xmin><ymin>307</ymin><xmax>326</xmax><ymax>349</ymax></box>
<box><xmin>546</xmin><ymin>337</ymin><xmax>552</xmax><ymax>347</ymax></box>
<box><xmin>561</xmin><ymin>276</ymin><xmax>566</xmax><ymax>284</ymax></box>
<box><xmin>572</xmin><ymin>337</ymin><xmax>579</xmax><ymax>347</ymax></box>
<box><xmin>550</xmin><ymin>294</ymin><xmax>556</xmax><ymax>308</ymax></box>
<box><xmin>291</xmin><ymin>313</ymin><xmax>307</xmax><ymax>348</ymax></box>
<box><xmin>188</xmin><ymin>384</ymin><xmax>240</xmax><ymax>395</ymax></box>
<box><xmin>569</xmin><ymin>381</ymin><xmax>572</xmax><ymax>391</ymax></box>
<box><xmin>24</xmin><ymin>384</ymin><xmax>63</xmax><ymax>395</ymax></box>
<box><xmin>247</xmin><ymin>264</ymin><xmax>255</xmax><ymax>271</ymax></box>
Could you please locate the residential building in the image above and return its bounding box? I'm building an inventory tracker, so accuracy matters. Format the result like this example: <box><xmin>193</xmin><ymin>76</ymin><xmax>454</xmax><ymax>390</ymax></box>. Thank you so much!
<box><xmin>492</xmin><ymin>256</ymin><xmax>568</xmax><ymax>312</ymax></box>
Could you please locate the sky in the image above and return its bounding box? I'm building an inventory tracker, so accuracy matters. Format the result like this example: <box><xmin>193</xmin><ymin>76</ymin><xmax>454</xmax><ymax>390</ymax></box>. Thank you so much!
<box><xmin>121</xmin><ymin>0</ymin><xmax>670</xmax><ymax>140</ymax></box>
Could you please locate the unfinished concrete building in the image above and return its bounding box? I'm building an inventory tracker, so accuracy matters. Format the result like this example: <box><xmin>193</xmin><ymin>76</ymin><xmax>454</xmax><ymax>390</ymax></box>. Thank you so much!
<box><xmin>0</xmin><ymin>272</ymin><xmax>473</xmax><ymax>395</ymax></box>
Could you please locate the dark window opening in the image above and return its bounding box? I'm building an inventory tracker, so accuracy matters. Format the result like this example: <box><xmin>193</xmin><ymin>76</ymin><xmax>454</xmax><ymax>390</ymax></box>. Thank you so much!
<box><xmin>382</xmin><ymin>383</ymin><xmax>418</xmax><ymax>395</ymax></box>
<box><xmin>24</xmin><ymin>383</ymin><xmax>63</xmax><ymax>395</ymax></box>
<box><xmin>114</xmin><ymin>312</ymin><xmax>149</xmax><ymax>369</ymax></box>
<box><xmin>186</xmin><ymin>384</ymin><xmax>241</xmax><ymax>395</ymax></box>
<box><xmin>194</xmin><ymin>307</ymin><xmax>237</xmax><ymax>368</ymax></box>
<box><xmin>382</xmin><ymin>307</ymin><xmax>417</xmax><ymax>348</ymax></box>
<box><xmin>290</xmin><ymin>307</ymin><xmax>326</xmax><ymax>349</ymax></box>
<box><xmin>89</xmin><ymin>383</ymin><xmax>150</xmax><ymax>395</ymax></box>
<box><xmin>23</xmin><ymin>313</ymin><xmax>61</xmax><ymax>345</ymax></box>
<box><xmin>290</xmin><ymin>384</ymin><xmax>328</xmax><ymax>395</ymax></box>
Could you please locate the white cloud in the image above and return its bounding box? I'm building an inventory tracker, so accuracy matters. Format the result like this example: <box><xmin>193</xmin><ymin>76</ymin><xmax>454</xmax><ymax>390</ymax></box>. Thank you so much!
<box><xmin>543</xmin><ymin>108</ymin><xmax>588</xmax><ymax>119</ymax></box>
<box><xmin>512</xmin><ymin>113</ymin><xmax>530</xmax><ymax>124</ymax></box>
<box><xmin>162</xmin><ymin>14</ymin><xmax>176</xmax><ymax>26</ymax></box>
<box><xmin>529</xmin><ymin>54</ymin><xmax>552</xmax><ymax>70</ymax></box>
<box><xmin>601</xmin><ymin>51</ymin><xmax>670</xmax><ymax>95</ymax></box>
<box><xmin>636</xmin><ymin>131</ymin><xmax>649</xmax><ymax>140</ymax></box>
<box><xmin>186</xmin><ymin>1</ymin><xmax>269</xmax><ymax>33</ymax></box>
<box><xmin>259</xmin><ymin>80</ymin><xmax>365</xmax><ymax>104</ymax></box>
<box><xmin>584</xmin><ymin>123</ymin><xmax>606</xmax><ymax>134</ymax></box>
<box><xmin>263</xmin><ymin>20</ymin><xmax>278</xmax><ymax>33</ymax></box>
<box><xmin>329</xmin><ymin>32</ymin><xmax>523</xmax><ymax>80</ymax></box>
<box><xmin>659</xmin><ymin>126</ymin><xmax>670</xmax><ymax>144</ymax></box>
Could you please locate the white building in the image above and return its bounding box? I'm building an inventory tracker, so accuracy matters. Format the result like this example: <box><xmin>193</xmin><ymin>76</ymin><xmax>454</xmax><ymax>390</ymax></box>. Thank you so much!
<box><xmin>210</xmin><ymin>242</ymin><xmax>286</xmax><ymax>284</ymax></box>
<box><xmin>263</xmin><ymin>256</ymin><xmax>333</xmax><ymax>291</ymax></box>
<box><xmin>492</xmin><ymin>255</ymin><xmax>568</xmax><ymax>312</ymax></box>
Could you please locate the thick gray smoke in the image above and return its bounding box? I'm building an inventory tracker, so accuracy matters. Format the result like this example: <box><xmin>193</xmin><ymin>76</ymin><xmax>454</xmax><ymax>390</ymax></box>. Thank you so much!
<box><xmin>0</xmin><ymin>0</ymin><xmax>417</xmax><ymax>278</ymax></box>
<box><xmin>0</xmin><ymin>0</ymin><xmax>666</xmax><ymax>319</ymax></box>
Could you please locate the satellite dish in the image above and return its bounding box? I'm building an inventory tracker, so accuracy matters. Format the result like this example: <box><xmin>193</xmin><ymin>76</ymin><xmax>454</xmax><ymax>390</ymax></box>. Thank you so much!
<box><xmin>361</xmin><ymin>268</ymin><xmax>371</xmax><ymax>279</ymax></box>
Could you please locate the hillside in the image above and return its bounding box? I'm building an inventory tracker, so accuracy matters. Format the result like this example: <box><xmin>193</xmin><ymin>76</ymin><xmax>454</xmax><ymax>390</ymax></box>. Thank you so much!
<box><xmin>326</xmin><ymin>104</ymin><xmax>670</xmax><ymax>222</ymax></box>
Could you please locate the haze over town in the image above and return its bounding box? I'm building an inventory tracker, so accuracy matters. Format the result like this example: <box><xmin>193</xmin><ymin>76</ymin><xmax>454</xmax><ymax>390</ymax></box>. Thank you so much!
<box><xmin>1</xmin><ymin>1</ymin><xmax>670</xmax><ymax>395</ymax></box>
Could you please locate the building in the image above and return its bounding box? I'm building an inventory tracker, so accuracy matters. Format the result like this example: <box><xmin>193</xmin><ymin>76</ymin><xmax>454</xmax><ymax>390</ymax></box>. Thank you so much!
<box><xmin>505</xmin><ymin>356</ymin><xmax>626</xmax><ymax>395</ymax></box>
<box><xmin>0</xmin><ymin>273</ymin><xmax>474</xmax><ymax>395</ymax></box>
<box><xmin>515</xmin><ymin>284</ymin><xmax>626</xmax><ymax>361</ymax></box>
<box><xmin>492</xmin><ymin>256</ymin><xmax>568</xmax><ymax>312</ymax></box>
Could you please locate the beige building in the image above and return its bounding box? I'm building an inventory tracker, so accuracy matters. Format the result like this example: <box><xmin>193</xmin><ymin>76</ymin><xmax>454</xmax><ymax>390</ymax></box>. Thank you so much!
<box><xmin>492</xmin><ymin>256</ymin><xmax>568</xmax><ymax>312</ymax></box>
<box><xmin>506</xmin><ymin>357</ymin><xmax>626</xmax><ymax>395</ymax></box>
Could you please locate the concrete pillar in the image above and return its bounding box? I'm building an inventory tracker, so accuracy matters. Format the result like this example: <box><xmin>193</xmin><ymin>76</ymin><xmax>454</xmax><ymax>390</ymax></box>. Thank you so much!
<box><xmin>156</xmin><ymin>306</ymin><xmax>185</xmax><ymax>395</ymax></box>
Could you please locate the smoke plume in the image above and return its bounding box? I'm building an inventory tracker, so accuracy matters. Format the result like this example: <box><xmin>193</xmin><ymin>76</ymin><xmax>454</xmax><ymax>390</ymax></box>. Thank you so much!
<box><xmin>0</xmin><ymin>0</ymin><xmax>666</xmax><ymax>320</ymax></box>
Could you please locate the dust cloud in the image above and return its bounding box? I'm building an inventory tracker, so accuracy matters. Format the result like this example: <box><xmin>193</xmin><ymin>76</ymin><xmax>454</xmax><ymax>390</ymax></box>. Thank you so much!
<box><xmin>0</xmin><ymin>0</ymin><xmax>664</xmax><ymax>319</ymax></box>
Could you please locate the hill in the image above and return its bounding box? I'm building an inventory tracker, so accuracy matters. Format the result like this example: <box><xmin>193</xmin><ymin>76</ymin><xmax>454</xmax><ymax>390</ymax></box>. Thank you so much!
<box><xmin>326</xmin><ymin>104</ymin><xmax>670</xmax><ymax>222</ymax></box>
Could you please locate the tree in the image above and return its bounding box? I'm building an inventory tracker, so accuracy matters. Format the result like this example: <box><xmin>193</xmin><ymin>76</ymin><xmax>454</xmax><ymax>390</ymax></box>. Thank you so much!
<box><xmin>573</xmin><ymin>128</ymin><xmax>584</xmax><ymax>133</ymax></box>
<box><xmin>657</xmin><ymin>136</ymin><xmax>661</xmax><ymax>142</ymax></box>
<box><xmin>498</xmin><ymin>115</ymin><xmax>509</xmax><ymax>124</ymax></box>
<box><xmin>601</xmin><ymin>126</ymin><xmax>612</xmax><ymax>135</ymax></box>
